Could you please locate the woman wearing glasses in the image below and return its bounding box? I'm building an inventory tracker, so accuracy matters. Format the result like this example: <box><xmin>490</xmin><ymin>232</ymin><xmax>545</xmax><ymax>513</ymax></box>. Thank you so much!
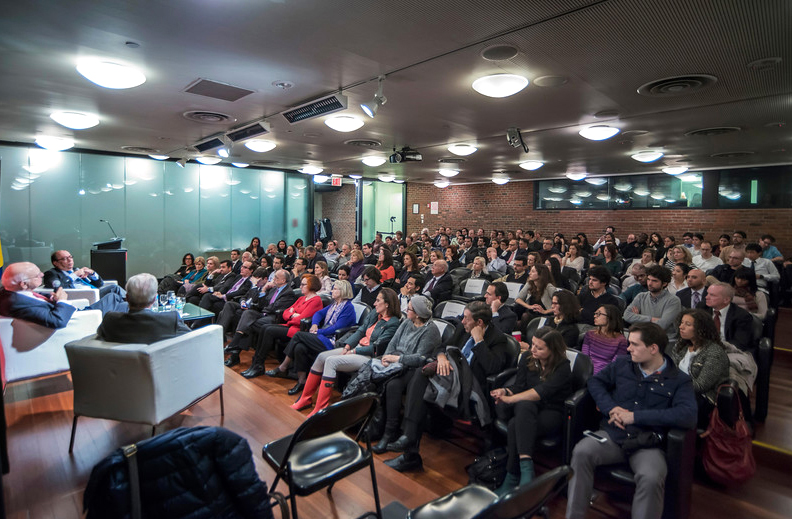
<box><xmin>581</xmin><ymin>304</ymin><xmax>628</xmax><ymax>374</ymax></box>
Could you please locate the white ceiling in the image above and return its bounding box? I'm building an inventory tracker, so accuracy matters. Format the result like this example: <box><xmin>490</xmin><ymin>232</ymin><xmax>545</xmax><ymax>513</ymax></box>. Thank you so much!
<box><xmin>0</xmin><ymin>0</ymin><xmax>790</xmax><ymax>184</ymax></box>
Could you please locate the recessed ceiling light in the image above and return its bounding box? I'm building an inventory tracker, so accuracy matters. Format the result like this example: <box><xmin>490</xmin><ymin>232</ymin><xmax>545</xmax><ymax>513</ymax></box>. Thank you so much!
<box><xmin>148</xmin><ymin>154</ymin><xmax>169</xmax><ymax>160</ymax></box>
<box><xmin>35</xmin><ymin>135</ymin><xmax>74</xmax><ymax>151</ymax></box>
<box><xmin>195</xmin><ymin>156</ymin><xmax>222</xmax><ymax>165</ymax></box>
<box><xmin>518</xmin><ymin>160</ymin><xmax>544</xmax><ymax>171</ymax></box>
<box><xmin>232</xmin><ymin>162</ymin><xmax>249</xmax><ymax>168</ymax></box>
<box><xmin>574</xmin><ymin>190</ymin><xmax>592</xmax><ymax>198</ymax></box>
<box><xmin>650</xmin><ymin>192</ymin><xmax>666</xmax><ymax>200</ymax></box>
<box><xmin>394</xmin><ymin>179</ymin><xmax>404</xmax><ymax>183</ymax></box>
<box><xmin>299</xmin><ymin>165</ymin><xmax>323</xmax><ymax>175</ymax></box>
<box><xmin>614</xmin><ymin>182</ymin><xmax>632</xmax><ymax>192</ymax></box>
<box><xmin>245</xmin><ymin>139</ymin><xmax>276</xmax><ymax>153</ymax></box>
<box><xmin>584</xmin><ymin>177</ymin><xmax>607</xmax><ymax>185</ymax></box>
<box><xmin>362</xmin><ymin>156</ymin><xmax>387</xmax><ymax>167</ymax></box>
<box><xmin>217</xmin><ymin>148</ymin><xmax>230</xmax><ymax>158</ymax></box>
<box><xmin>633</xmin><ymin>188</ymin><xmax>650</xmax><ymax>196</ymax></box>
<box><xmin>543</xmin><ymin>196</ymin><xmax>563</xmax><ymax>202</ymax></box>
<box><xmin>665</xmin><ymin>198</ymin><xmax>676</xmax><ymax>203</ymax></box>
<box><xmin>378</xmin><ymin>174</ymin><xmax>395</xmax><ymax>182</ymax></box>
<box><xmin>76</xmin><ymin>59</ymin><xmax>146</xmax><ymax>89</ymax></box>
<box><xmin>566</xmin><ymin>172</ymin><xmax>587</xmax><ymax>181</ymax></box>
<box><xmin>348</xmin><ymin>174</ymin><xmax>362</xmax><ymax>179</ymax></box>
<box><xmin>631</xmin><ymin>150</ymin><xmax>664</xmax><ymax>162</ymax></box>
<box><xmin>662</xmin><ymin>165</ymin><xmax>688</xmax><ymax>175</ymax></box>
<box><xmin>324</xmin><ymin>115</ymin><xmax>364</xmax><ymax>132</ymax></box>
<box><xmin>313</xmin><ymin>175</ymin><xmax>329</xmax><ymax>183</ymax></box>
<box><xmin>596</xmin><ymin>194</ymin><xmax>610</xmax><ymax>201</ymax></box>
<box><xmin>447</xmin><ymin>144</ymin><xmax>477</xmax><ymax>156</ymax></box>
<box><xmin>472</xmin><ymin>74</ymin><xmax>529</xmax><ymax>98</ymax></box>
<box><xmin>547</xmin><ymin>185</ymin><xmax>567</xmax><ymax>194</ymax></box>
<box><xmin>579</xmin><ymin>125</ymin><xmax>620</xmax><ymax>141</ymax></box>
<box><xmin>492</xmin><ymin>174</ymin><xmax>510</xmax><ymax>185</ymax></box>
<box><xmin>50</xmin><ymin>111</ymin><xmax>99</xmax><ymax>130</ymax></box>
<box><xmin>438</xmin><ymin>169</ymin><xmax>459</xmax><ymax>177</ymax></box>
<box><xmin>434</xmin><ymin>180</ymin><xmax>450</xmax><ymax>188</ymax></box>
<box><xmin>569</xmin><ymin>199</ymin><xmax>582</xmax><ymax>205</ymax></box>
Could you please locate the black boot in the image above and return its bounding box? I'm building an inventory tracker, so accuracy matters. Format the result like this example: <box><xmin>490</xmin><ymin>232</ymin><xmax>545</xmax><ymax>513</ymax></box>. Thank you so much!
<box><xmin>372</xmin><ymin>425</ymin><xmax>400</xmax><ymax>454</ymax></box>
<box><xmin>224</xmin><ymin>352</ymin><xmax>240</xmax><ymax>367</ymax></box>
<box><xmin>384</xmin><ymin>452</ymin><xmax>423</xmax><ymax>472</ymax></box>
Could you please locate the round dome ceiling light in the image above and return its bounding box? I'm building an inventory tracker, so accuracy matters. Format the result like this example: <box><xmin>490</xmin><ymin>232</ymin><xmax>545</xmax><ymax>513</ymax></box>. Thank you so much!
<box><xmin>434</xmin><ymin>180</ymin><xmax>450</xmax><ymax>188</ymax></box>
<box><xmin>566</xmin><ymin>171</ymin><xmax>587</xmax><ymax>181</ymax></box>
<box><xmin>574</xmin><ymin>190</ymin><xmax>592</xmax><ymax>198</ymax></box>
<box><xmin>244</xmin><ymin>140</ymin><xmax>277</xmax><ymax>153</ymax></box>
<box><xmin>631</xmin><ymin>150</ymin><xmax>664</xmax><ymax>162</ymax></box>
<box><xmin>362</xmin><ymin>156</ymin><xmax>387</xmax><ymax>167</ymax></box>
<box><xmin>148</xmin><ymin>154</ymin><xmax>169</xmax><ymax>160</ymax></box>
<box><xmin>447</xmin><ymin>144</ymin><xmax>477</xmax><ymax>156</ymax></box>
<box><xmin>378</xmin><ymin>174</ymin><xmax>395</xmax><ymax>182</ymax></box>
<box><xmin>492</xmin><ymin>174</ymin><xmax>510</xmax><ymax>185</ymax></box>
<box><xmin>584</xmin><ymin>177</ymin><xmax>608</xmax><ymax>186</ymax></box>
<box><xmin>232</xmin><ymin>162</ymin><xmax>249</xmax><ymax>168</ymax></box>
<box><xmin>76</xmin><ymin>59</ymin><xmax>146</xmax><ymax>89</ymax></box>
<box><xmin>662</xmin><ymin>165</ymin><xmax>688</xmax><ymax>175</ymax></box>
<box><xmin>313</xmin><ymin>175</ymin><xmax>329</xmax><ymax>183</ymax></box>
<box><xmin>633</xmin><ymin>188</ymin><xmax>650</xmax><ymax>196</ymax></box>
<box><xmin>579</xmin><ymin>125</ymin><xmax>620</xmax><ymax>141</ymax></box>
<box><xmin>547</xmin><ymin>185</ymin><xmax>567</xmax><ymax>194</ymax></box>
<box><xmin>519</xmin><ymin>160</ymin><xmax>544</xmax><ymax>171</ymax></box>
<box><xmin>324</xmin><ymin>115</ymin><xmax>364</xmax><ymax>132</ymax></box>
<box><xmin>348</xmin><ymin>174</ymin><xmax>362</xmax><ymax>179</ymax></box>
<box><xmin>299</xmin><ymin>165</ymin><xmax>324</xmax><ymax>175</ymax></box>
<box><xmin>50</xmin><ymin>111</ymin><xmax>99</xmax><ymax>130</ymax></box>
<box><xmin>439</xmin><ymin>169</ymin><xmax>459</xmax><ymax>178</ymax></box>
<box><xmin>35</xmin><ymin>135</ymin><xmax>74</xmax><ymax>151</ymax></box>
<box><xmin>472</xmin><ymin>74</ymin><xmax>529</xmax><ymax>98</ymax></box>
<box><xmin>195</xmin><ymin>156</ymin><xmax>222</xmax><ymax>165</ymax></box>
<box><xmin>613</xmin><ymin>182</ymin><xmax>632</xmax><ymax>192</ymax></box>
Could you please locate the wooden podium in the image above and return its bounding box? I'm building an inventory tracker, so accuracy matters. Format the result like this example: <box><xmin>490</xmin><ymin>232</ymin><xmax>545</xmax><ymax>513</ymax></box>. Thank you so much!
<box><xmin>91</xmin><ymin>238</ymin><xmax>127</xmax><ymax>286</ymax></box>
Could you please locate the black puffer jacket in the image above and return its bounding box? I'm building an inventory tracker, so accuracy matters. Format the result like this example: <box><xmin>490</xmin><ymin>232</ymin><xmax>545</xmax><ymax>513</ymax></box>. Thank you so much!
<box><xmin>84</xmin><ymin>426</ymin><xmax>274</xmax><ymax>519</ymax></box>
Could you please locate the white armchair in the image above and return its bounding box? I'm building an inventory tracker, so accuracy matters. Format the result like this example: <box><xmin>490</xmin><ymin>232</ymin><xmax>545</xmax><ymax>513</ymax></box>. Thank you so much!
<box><xmin>0</xmin><ymin>308</ymin><xmax>101</xmax><ymax>385</ymax></box>
<box><xmin>64</xmin><ymin>324</ymin><xmax>225</xmax><ymax>452</ymax></box>
<box><xmin>36</xmin><ymin>287</ymin><xmax>100</xmax><ymax>304</ymax></box>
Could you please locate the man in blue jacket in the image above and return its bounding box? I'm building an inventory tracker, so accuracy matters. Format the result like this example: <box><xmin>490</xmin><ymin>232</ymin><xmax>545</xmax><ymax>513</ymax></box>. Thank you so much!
<box><xmin>566</xmin><ymin>322</ymin><xmax>696</xmax><ymax>519</ymax></box>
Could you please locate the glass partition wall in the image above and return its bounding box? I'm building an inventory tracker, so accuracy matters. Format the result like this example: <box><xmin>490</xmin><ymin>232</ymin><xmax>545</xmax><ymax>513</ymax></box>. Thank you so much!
<box><xmin>0</xmin><ymin>145</ymin><xmax>309</xmax><ymax>276</ymax></box>
<box><xmin>360</xmin><ymin>181</ymin><xmax>404</xmax><ymax>243</ymax></box>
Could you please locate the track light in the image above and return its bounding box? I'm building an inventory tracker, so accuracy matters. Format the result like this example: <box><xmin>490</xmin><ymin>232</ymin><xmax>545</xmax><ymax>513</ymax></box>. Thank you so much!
<box><xmin>360</xmin><ymin>75</ymin><xmax>387</xmax><ymax>118</ymax></box>
<box><xmin>176</xmin><ymin>158</ymin><xmax>188</xmax><ymax>168</ymax></box>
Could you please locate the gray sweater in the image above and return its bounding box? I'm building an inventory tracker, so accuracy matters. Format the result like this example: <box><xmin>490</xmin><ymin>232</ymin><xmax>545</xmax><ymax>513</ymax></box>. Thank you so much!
<box><xmin>623</xmin><ymin>289</ymin><xmax>682</xmax><ymax>338</ymax></box>
<box><xmin>383</xmin><ymin>318</ymin><xmax>441</xmax><ymax>367</ymax></box>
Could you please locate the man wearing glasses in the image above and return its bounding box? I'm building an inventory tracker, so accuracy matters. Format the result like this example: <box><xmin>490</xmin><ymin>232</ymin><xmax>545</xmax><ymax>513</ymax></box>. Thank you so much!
<box><xmin>198</xmin><ymin>261</ymin><xmax>254</xmax><ymax>314</ymax></box>
<box><xmin>44</xmin><ymin>250</ymin><xmax>125</xmax><ymax>298</ymax></box>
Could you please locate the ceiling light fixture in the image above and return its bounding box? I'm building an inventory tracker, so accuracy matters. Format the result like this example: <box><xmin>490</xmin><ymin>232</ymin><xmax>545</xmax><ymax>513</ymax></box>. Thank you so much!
<box><xmin>434</xmin><ymin>180</ymin><xmax>450</xmax><ymax>188</ymax></box>
<box><xmin>360</xmin><ymin>75</ymin><xmax>387</xmax><ymax>118</ymax></box>
<box><xmin>148</xmin><ymin>154</ymin><xmax>168</xmax><ymax>160</ymax></box>
<box><xmin>631</xmin><ymin>150</ymin><xmax>664</xmax><ymax>162</ymax></box>
<box><xmin>633</xmin><ymin>188</ymin><xmax>650</xmax><ymax>196</ymax></box>
<box><xmin>232</xmin><ymin>162</ymin><xmax>249</xmax><ymax>168</ymax></box>
<box><xmin>519</xmin><ymin>160</ymin><xmax>544</xmax><ymax>171</ymax></box>
<box><xmin>50</xmin><ymin>111</ymin><xmax>99</xmax><ymax>130</ymax></box>
<box><xmin>394</xmin><ymin>179</ymin><xmax>404</xmax><ymax>183</ymax></box>
<box><xmin>195</xmin><ymin>156</ymin><xmax>222</xmax><ymax>165</ymax></box>
<box><xmin>362</xmin><ymin>156</ymin><xmax>387</xmax><ymax>167</ymax></box>
<box><xmin>584</xmin><ymin>177</ymin><xmax>608</xmax><ymax>186</ymax></box>
<box><xmin>438</xmin><ymin>169</ymin><xmax>459</xmax><ymax>178</ymax></box>
<box><xmin>348</xmin><ymin>174</ymin><xmax>362</xmax><ymax>179</ymax></box>
<box><xmin>547</xmin><ymin>186</ymin><xmax>567</xmax><ymax>194</ymax></box>
<box><xmin>176</xmin><ymin>158</ymin><xmax>188</xmax><ymax>168</ymax></box>
<box><xmin>35</xmin><ymin>135</ymin><xmax>74</xmax><ymax>151</ymax></box>
<box><xmin>492</xmin><ymin>174</ymin><xmax>510</xmax><ymax>185</ymax></box>
<box><xmin>299</xmin><ymin>165</ymin><xmax>324</xmax><ymax>175</ymax></box>
<box><xmin>245</xmin><ymin>139</ymin><xmax>276</xmax><ymax>153</ymax></box>
<box><xmin>217</xmin><ymin>148</ymin><xmax>230</xmax><ymax>158</ymax></box>
<box><xmin>325</xmin><ymin>115</ymin><xmax>364</xmax><ymax>132</ymax></box>
<box><xmin>76</xmin><ymin>59</ymin><xmax>146</xmax><ymax>89</ymax></box>
<box><xmin>472</xmin><ymin>74</ymin><xmax>529</xmax><ymax>98</ymax></box>
<box><xmin>313</xmin><ymin>175</ymin><xmax>329</xmax><ymax>183</ymax></box>
<box><xmin>579</xmin><ymin>125</ymin><xmax>620</xmax><ymax>141</ymax></box>
<box><xmin>614</xmin><ymin>182</ymin><xmax>632</xmax><ymax>192</ymax></box>
<box><xmin>662</xmin><ymin>165</ymin><xmax>689</xmax><ymax>175</ymax></box>
<box><xmin>447</xmin><ymin>144</ymin><xmax>477</xmax><ymax>156</ymax></box>
<box><xmin>566</xmin><ymin>171</ymin><xmax>587</xmax><ymax>181</ymax></box>
<box><xmin>378</xmin><ymin>174</ymin><xmax>395</xmax><ymax>182</ymax></box>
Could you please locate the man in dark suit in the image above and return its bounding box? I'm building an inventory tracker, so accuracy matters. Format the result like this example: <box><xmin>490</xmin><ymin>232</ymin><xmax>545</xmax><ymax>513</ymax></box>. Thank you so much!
<box><xmin>0</xmin><ymin>262</ymin><xmax>127</xmax><ymax>328</ymax></box>
<box><xmin>215</xmin><ymin>266</ymin><xmax>270</xmax><ymax>336</ymax></box>
<box><xmin>700</xmin><ymin>282</ymin><xmax>754</xmax><ymax>351</ymax></box>
<box><xmin>486</xmin><ymin>282</ymin><xmax>517</xmax><ymax>334</ymax></box>
<box><xmin>224</xmin><ymin>269</ymin><xmax>297</xmax><ymax>367</ymax></box>
<box><xmin>385</xmin><ymin>301</ymin><xmax>509</xmax><ymax>471</ymax></box>
<box><xmin>43</xmin><ymin>249</ymin><xmax>126</xmax><ymax>298</ymax></box>
<box><xmin>96</xmin><ymin>273</ymin><xmax>189</xmax><ymax>343</ymax></box>
<box><xmin>422</xmin><ymin>259</ymin><xmax>453</xmax><ymax>304</ymax></box>
<box><xmin>303</xmin><ymin>246</ymin><xmax>326</xmax><ymax>274</ymax></box>
<box><xmin>289</xmin><ymin>258</ymin><xmax>308</xmax><ymax>289</ymax></box>
<box><xmin>185</xmin><ymin>259</ymin><xmax>236</xmax><ymax>305</ymax></box>
<box><xmin>675</xmin><ymin>268</ymin><xmax>708</xmax><ymax>309</ymax></box>
<box><xmin>198</xmin><ymin>261</ymin><xmax>253</xmax><ymax>314</ymax></box>
<box><xmin>230</xmin><ymin>249</ymin><xmax>243</xmax><ymax>274</ymax></box>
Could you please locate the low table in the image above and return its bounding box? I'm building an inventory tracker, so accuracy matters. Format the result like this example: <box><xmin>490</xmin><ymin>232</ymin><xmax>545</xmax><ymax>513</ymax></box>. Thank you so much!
<box><xmin>154</xmin><ymin>303</ymin><xmax>214</xmax><ymax>325</ymax></box>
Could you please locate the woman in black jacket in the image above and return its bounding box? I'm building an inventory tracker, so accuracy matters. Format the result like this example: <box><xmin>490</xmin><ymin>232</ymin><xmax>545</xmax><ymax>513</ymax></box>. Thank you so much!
<box><xmin>545</xmin><ymin>289</ymin><xmax>581</xmax><ymax>349</ymax></box>
<box><xmin>490</xmin><ymin>327</ymin><xmax>572</xmax><ymax>496</ymax></box>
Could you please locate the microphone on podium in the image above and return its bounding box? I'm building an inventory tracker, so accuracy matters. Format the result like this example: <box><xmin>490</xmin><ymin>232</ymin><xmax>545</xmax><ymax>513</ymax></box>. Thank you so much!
<box><xmin>99</xmin><ymin>219</ymin><xmax>119</xmax><ymax>238</ymax></box>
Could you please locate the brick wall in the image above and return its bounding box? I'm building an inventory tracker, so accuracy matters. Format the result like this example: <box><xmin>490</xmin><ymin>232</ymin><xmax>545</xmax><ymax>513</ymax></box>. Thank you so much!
<box><xmin>317</xmin><ymin>184</ymin><xmax>356</xmax><ymax>246</ymax></box>
<box><xmin>405</xmin><ymin>182</ymin><xmax>792</xmax><ymax>254</ymax></box>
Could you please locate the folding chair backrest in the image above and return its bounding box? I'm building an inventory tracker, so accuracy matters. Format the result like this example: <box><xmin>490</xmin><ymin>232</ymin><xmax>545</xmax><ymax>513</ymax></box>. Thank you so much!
<box><xmin>472</xmin><ymin>465</ymin><xmax>571</xmax><ymax>519</ymax></box>
<box><xmin>292</xmin><ymin>393</ymin><xmax>378</xmax><ymax>445</ymax></box>
<box><xmin>437</xmin><ymin>300</ymin><xmax>467</xmax><ymax>320</ymax></box>
<box><xmin>462</xmin><ymin>278</ymin><xmax>488</xmax><ymax>298</ymax></box>
<box><xmin>432</xmin><ymin>318</ymin><xmax>455</xmax><ymax>346</ymax></box>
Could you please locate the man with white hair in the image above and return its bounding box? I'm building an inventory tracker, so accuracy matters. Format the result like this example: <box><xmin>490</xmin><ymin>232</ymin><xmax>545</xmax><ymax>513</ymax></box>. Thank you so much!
<box><xmin>96</xmin><ymin>273</ymin><xmax>190</xmax><ymax>343</ymax></box>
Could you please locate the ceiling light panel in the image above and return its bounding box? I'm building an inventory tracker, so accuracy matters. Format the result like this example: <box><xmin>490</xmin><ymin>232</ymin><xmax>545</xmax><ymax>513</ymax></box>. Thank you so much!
<box><xmin>245</xmin><ymin>139</ymin><xmax>276</xmax><ymax>152</ymax></box>
<box><xmin>76</xmin><ymin>59</ymin><xmax>146</xmax><ymax>89</ymax></box>
<box><xmin>324</xmin><ymin>115</ymin><xmax>364</xmax><ymax>132</ymax></box>
<box><xmin>578</xmin><ymin>125</ymin><xmax>620</xmax><ymax>141</ymax></box>
<box><xmin>447</xmin><ymin>144</ymin><xmax>477</xmax><ymax>156</ymax></box>
<box><xmin>50</xmin><ymin>111</ymin><xmax>99</xmax><ymax>130</ymax></box>
<box><xmin>438</xmin><ymin>169</ymin><xmax>459</xmax><ymax>177</ymax></box>
<box><xmin>519</xmin><ymin>160</ymin><xmax>544</xmax><ymax>171</ymax></box>
<box><xmin>472</xmin><ymin>74</ymin><xmax>529</xmax><ymax>98</ymax></box>
<box><xmin>299</xmin><ymin>165</ymin><xmax>323</xmax><ymax>175</ymax></box>
<box><xmin>35</xmin><ymin>135</ymin><xmax>74</xmax><ymax>151</ymax></box>
<box><xmin>631</xmin><ymin>150</ymin><xmax>664</xmax><ymax>162</ymax></box>
<box><xmin>362</xmin><ymin>156</ymin><xmax>387</xmax><ymax>167</ymax></box>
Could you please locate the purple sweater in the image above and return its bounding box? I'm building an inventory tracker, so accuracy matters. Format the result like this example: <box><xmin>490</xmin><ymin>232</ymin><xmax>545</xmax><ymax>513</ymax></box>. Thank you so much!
<box><xmin>581</xmin><ymin>330</ymin><xmax>629</xmax><ymax>374</ymax></box>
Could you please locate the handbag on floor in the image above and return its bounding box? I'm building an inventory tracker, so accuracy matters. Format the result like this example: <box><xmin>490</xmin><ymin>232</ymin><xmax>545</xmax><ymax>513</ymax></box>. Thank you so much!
<box><xmin>700</xmin><ymin>386</ymin><xmax>756</xmax><ymax>486</ymax></box>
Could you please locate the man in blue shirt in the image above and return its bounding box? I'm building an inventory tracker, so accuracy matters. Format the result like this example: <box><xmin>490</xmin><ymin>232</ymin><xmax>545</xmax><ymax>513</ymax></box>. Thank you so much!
<box><xmin>43</xmin><ymin>249</ymin><xmax>125</xmax><ymax>298</ymax></box>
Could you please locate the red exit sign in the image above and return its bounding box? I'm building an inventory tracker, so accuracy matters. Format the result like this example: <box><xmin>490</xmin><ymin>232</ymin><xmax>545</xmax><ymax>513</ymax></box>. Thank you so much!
<box><xmin>331</xmin><ymin>176</ymin><xmax>342</xmax><ymax>186</ymax></box>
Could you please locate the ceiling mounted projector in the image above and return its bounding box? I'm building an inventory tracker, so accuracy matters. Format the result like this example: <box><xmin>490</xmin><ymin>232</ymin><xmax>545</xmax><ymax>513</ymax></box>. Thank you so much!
<box><xmin>389</xmin><ymin>146</ymin><xmax>422</xmax><ymax>163</ymax></box>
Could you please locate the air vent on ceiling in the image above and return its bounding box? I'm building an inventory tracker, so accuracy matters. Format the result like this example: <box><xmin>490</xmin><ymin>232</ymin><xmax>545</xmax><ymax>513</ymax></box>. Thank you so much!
<box><xmin>438</xmin><ymin>157</ymin><xmax>467</xmax><ymax>164</ymax></box>
<box><xmin>481</xmin><ymin>44</ymin><xmax>519</xmax><ymax>61</ymax></box>
<box><xmin>344</xmin><ymin>139</ymin><xmax>382</xmax><ymax>148</ymax></box>
<box><xmin>227</xmin><ymin>120</ymin><xmax>271</xmax><ymax>142</ymax></box>
<box><xmin>637</xmin><ymin>74</ymin><xmax>717</xmax><ymax>97</ymax></box>
<box><xmin>183</xmin><ymin>111</ymin><xmax>235</xmax><ymax>124</ymax></box>
<box><xmin>121</xmin><ymin>146</ymin><xmax>158</xmax><ymax>154</ymax></box>
<box><xmin>251</xmin><ymin>160</ymin><xmax>281</xmax><ymax>166</ymax></box>
<box><xmin>194</xmin><ymin>136</ymin><xmax>224</xmax><ymax>153</ymax></box>
<box><xmin>685</xmin><ymin>127</ymin><xmax>741</xmax><ymax>137</ymax></box>
<box><xmin>184</xmin><ymin>78</ymin><xmax>255</xmax><ymax>102</ymax></box>
<box><xmin>711</xmin><ymin>151</ymin><xmax>755</xmax><ymax>159</ymax></box>
<box><xmin>282</xmin><ymin>94</ymin><xmax>348</xmax><ymax>124</ymax></box>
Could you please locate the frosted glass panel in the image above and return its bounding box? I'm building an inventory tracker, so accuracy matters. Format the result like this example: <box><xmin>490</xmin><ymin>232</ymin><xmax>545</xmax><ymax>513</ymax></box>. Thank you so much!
<box><xmin>285</xmin><ymin>175</ymin><xmax>309</xmax><ymax>245</ymax></box>
<box><xmin>163</xmin><ymin>162</ymin><xmax>200</xmax><ymax>272</ymax></box>
<box><xmin>260</xmin><ymin>171</ymin><xmax>285</xmax><ymax>247</ymax></box>
<box><xmin>231</xmin><ymin>169</ymin><xmax>260</xmax><ymax>250</ymax></box>
<box><xmin>360</xmin><ymin>181</ymin><xmax>403</xmax><ymax>243</ymax></box>
<box><xmin>361</xmin><ymin>182</ymin><xmax>375</xmax><ymax>243</ymax></box>
<box><xmin>198</xmin><ymin>165</ymin><xmax>232</xmax><ymax>252</ymax></box>
<box><xmin>124</xmin><ymin>157</ymin><xmax>165</xmax><ymax>276</ymax></box>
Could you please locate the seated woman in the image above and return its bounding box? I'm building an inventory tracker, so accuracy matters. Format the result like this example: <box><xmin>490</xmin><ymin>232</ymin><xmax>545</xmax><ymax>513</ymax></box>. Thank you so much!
<box><xmin>731</xmin><ymin>266</ymin><xmax>768</xmax><ymax>320</ymax></box>
<box><xmin>234</xmin><ymin>273</ymin><xmax>324</xmax><ymax>373</ymax></box>
<box><xmin>376</xmin><ymin>248</ymin><xmax>396</xmax><ymax>282</ymax></box>
<box><xmin>394</xmin><ymin>252</ymin><xmax>420</xmax><ymax>289</ymax></box>
<box><xmin>314</xmin><ymin>260</ymin><xmax>334</xmax><ymax>296</ymax></box>
<box><xmin>490</xmin><ymin>327</ymin><xmax>572</xmax><ymax>496</ymax></box>
<box><xmin>347</xmin><ymin>249</ymin><xmax>367</xmax><ymax>284</ymax></box>
<box><xmin>600</xmin><ymin>243</ymin><xmax>622</xmax><ymax>278</ymax></box>
<box><xmin>158</xmin><ymin>253</ymin><xmax>197</xmax><ymax>293</ymax></box>
<box><xmin>291</xmin><ymin>288</ymin><xmax>401</xmax><ymax>416</ymax></box>
<box><xmin>670</xmin><ymin>309</ymin><xmax>730</xmax><ymax>428</ymax></box>
<box><xmin>257</xmin><ymin>255</ymin><xmax>273</xmax><ymax>279</ymax></box>
<box><xmin>283</xmin><ymin>245</ymin><xmax>297</xmax><ymax>270</ymax></box>
<box><xmin>546</xmin><ymin>257</ymin><xmax>571</xmax><ymax>291</ymax></box>
<box><xmin>661</xmin><ymin>245</ymin><xmax>694</xmax><ymax>271</ymax></box>
<box><xmin>420</xmin><ymin>250</ymin><xmax>441</xmax><ymax>277</ymax></box>
<box><xmin>163</xmin><ymin>256</ymin><xmax>208</xmax><ymax>295</ymax></box>
<box><xmin>581</xmin><ymin>304</ymin><xmax>628</xmax><ymax>374</ymax></box>
<box><xmin>445</xmin><ymin>245</ymin><xmax>461</xmax><ymax>271</ymax></box>
<box><xmin>516</xmin><ymin>264</ymin><xmax>556</xmax><ymax>329</ymax></box>
<box><xmin>468</xmin><ymin>256</ymin><xmax>491</xmax><ymax>281</ymax></box>
<box><xmin>561</xmin><ymin>244</ymin><xmax>585</xmax><ymax>274</ymax></box>
<box><xmin>667</xmin><ymin>263</ymin><xmax>690</xmax><ymax>295</ymax></box>
<box><xmin>276</xmin><ymin>239</ymin><xmax>288</xmax><ymax>256</ymax></box>
<box><xmin>372</xmin><ymin>295</ymin><xmax>440</xmax><ymax>452</ymax></box>
<box><xmin>175</xmin><ymin>253</ymin><xmax>196</xmax><ymax>278</ymax></box>
<box><xmin>544</xmin><ymin>289</ymin><xmax>580</xmax><ymax>349</ymax></box>
<box><xmin>265</xmin><ymin>280</ymin><xmax>357</xmax><ymax>394</ymax></box>
<box><xmin>245</xmin><ymin>237</ymin><xmax>264</xmax><ymax>260</ymax></box>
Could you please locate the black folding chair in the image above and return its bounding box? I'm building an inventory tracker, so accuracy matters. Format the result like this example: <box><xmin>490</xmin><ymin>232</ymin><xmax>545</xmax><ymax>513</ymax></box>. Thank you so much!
<box><xmin>262</xmin><ymin>393</ymin><xmax>383</xmax><ymax>519</ymax></box>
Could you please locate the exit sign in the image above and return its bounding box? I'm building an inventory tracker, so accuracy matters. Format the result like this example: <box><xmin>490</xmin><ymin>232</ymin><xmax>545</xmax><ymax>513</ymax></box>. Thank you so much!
<box><xmin>331</xmin><ymin>176</ymin><xmax>342</xmax><ymax>186</ymax></box>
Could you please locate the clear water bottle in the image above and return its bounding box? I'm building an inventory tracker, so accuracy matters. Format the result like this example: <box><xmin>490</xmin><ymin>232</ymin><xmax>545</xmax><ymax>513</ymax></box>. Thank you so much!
<box><xmin>167</xmin><ymin>290</ymin><xmax>176</xmax><ymax>310</ymax></box>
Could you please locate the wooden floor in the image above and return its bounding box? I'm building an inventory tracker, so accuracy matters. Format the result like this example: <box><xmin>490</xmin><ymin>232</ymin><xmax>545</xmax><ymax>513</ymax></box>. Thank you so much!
<box><xmin>3</xmin><ymin>346</ymin><xmax>792</xmax><ymax>519</ymax></box>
